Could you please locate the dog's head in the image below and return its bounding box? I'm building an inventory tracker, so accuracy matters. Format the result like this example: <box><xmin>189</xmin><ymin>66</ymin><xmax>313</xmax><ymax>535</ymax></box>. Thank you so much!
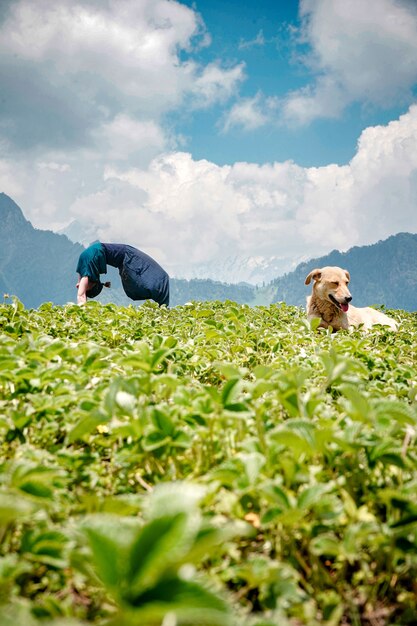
<box><xmin>305</xmin><ymin>266</ymin><xmax>352</xmax><ymax>312</ymax></box>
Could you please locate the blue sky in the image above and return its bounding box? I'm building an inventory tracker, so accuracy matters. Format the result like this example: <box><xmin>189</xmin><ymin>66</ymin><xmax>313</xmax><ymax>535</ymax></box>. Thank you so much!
<box><xmin>178</xmin><ymin>0</ymin><xmax>415</xmax><ymax>167</ymax></box>
<box><xmin>1</xmin><ymin>0</ymin><xmax>417</xmax><ymax>283</ymax></box>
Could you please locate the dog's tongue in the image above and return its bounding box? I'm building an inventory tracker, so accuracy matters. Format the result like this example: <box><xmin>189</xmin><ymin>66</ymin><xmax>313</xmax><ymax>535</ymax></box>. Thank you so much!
<box><xmin>341</xmin><ymin>303</ymin><xmax>349</xmax><ymax>312</ymax></box>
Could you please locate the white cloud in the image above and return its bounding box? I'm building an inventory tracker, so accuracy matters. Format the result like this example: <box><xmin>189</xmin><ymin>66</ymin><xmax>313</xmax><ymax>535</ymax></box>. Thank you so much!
<box><xmin>191</xmin><ymin>62</ymin><xmax>245</xmax><ymax>107</ymax></box>
<box><xmin>0</xmin><ymin>0</ymin><xmax>246</xmax><ymax>232</ymax></box>
<box><xmin>38</xmin><ymin>162</ymin><xmax>71</xmax><ymax>172</ymax></box>
<box><xmin>3</xmin><ymin>105</ymin><xmax>417</xmax><ymax>279</ymax></box>
<box><xmin>222</xmin><ymin>94</ymin><xmax>271</xmax><ymax>132</ymax></box>
<box><xmin>31</xmin><ymin>105</ymin><xmax>409</xmax><ymax>278</ymax></box>
<box><xmin>295</xmin><ymin>106</ymin><xmax>417</xmax><ymax>248</ymax></box>
<box><xmin>0</xmin><ymin>0</ymin><xmax>244</xmax><ymax>151</ymax></box>
<box><xmin>97</xmin><ymin>115</ymin><xmax>169</xmax><ymax>162</ymax></box>
<box><xmin>238</xmin><ymin>30</ymin><xmax>266</xmax><ymax>50</ymax></box>
<box><xmin>0</xmin><ymin>159</ymin><xmax>23</xmax><ymax>198</ymax></box>
<box><xmin>283</xmin><ymin>0</ymin><xmax>417</xmax><ymax>124</ymax></box>
<box><xmin>1</xmin><ymin>0</ymin><xmax>194</xmax><ymax>110</ymax></box>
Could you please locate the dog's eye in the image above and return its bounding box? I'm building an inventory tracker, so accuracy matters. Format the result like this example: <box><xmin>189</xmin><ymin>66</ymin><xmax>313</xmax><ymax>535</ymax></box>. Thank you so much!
<box><xmin>331</xmin><ymin>281</ymin><xmax>339</xmax><ymax>287</ymax></box>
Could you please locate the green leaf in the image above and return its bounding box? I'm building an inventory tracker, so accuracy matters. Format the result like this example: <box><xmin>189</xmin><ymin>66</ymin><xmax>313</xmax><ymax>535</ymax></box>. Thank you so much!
<box><xmin>297</xmin><ymin>484</ymin><xmax>330</xmax><ymax>510</ymax></box>
<box><xmin>142</xmin><ymin>432</ymin><xmax>172</xmax><ymax>451</ymax></box>
<box><xmin>238</xmin><ymin>452</ymin><xmax>265</xmax><ymax>486</ymax></box>
<box><xmin>221</xmin><ymin>378</ymin><xmax>241</xmax><ymax>406</ymax></box>
<box><xmin>11</xmin><ymin>464</ymin><xmax>62</xmax><ymax>500</ymax></box>
<box><xmin>68</xmin><ymin>412</ymin><xmax>109</xmax><ymax>442</ymax></box>
<box><xmin>0</xmin><ymin>493</ymin><xmax>37</xmax><ymax>525</ymax></box>
<box><xmin>310</xmin><ymin>534</ymin><xmax>341</xmax><ymax>557</ymax></box>
<box><xmin>83</xmin><ymin>516</ymin><xmax>139</xmax><ymax>591</ymax></box>
<box><xmin>122</xmin><ymin>577</ymin><xmax>231</xmax><ymax>625</ymax></box>
<box><xmin>216</xmin><ymin>362</ymin><xmax>245</xmax><ymax>380</ymax></box>
<box><xmin>261</xmin><ymin>484</ymin><xmax>291</xmax><ymax>511</ymax></box>
<box><xmin>270</xmin><ymin>419</ymin><xmax>317</xmax><ymax>455</ymax></box>
<box><xmin>151</xmin><ymin>408</ymin><xmax>175</xmax><ymax>436</ymax></box>
<box><xmin>21</xmin><ymin>529</ymin><xmax>69</xmax><ymax>568</ymax></box>
<box><xmin>127</xmin><ymin>513</ymin><xmax>194</xmax><ymax>595</ymax></box>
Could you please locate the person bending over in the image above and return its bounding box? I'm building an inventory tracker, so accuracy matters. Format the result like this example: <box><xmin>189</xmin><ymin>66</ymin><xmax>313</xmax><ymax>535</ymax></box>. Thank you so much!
<box><xmin>76</xmin><ymin>242</ymin><xmax>170</xmax><ymax>306</ymax></box>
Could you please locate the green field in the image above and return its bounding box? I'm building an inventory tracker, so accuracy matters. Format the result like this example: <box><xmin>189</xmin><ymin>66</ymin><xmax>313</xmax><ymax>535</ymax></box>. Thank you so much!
<box><xmin>1</xmin><ymin>298</ymin><xmax>417</xmax><ymax>626</ymax></box>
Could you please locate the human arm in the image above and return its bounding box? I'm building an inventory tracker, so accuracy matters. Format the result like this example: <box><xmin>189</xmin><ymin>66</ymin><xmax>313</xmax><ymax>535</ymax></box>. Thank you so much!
<box><xmin>76</xmin><ymin>277</ymin><xmax>111</xmax><ymax>304</ymax></box>
<box><xmin>76</xmin><ymin>276</ymin><xmax>90</xmax><ymax>305</ymax></box>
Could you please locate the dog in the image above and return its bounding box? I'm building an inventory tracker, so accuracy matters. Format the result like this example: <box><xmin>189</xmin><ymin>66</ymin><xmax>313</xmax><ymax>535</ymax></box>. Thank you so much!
<box><xmin>305</xmin><ymin>266</ymin><xmax>397</xmax><ymax>331</ymax></box>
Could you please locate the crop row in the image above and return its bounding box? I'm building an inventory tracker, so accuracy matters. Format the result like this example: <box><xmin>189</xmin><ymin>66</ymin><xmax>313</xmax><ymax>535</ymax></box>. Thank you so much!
<box><xmin>1</xmin><ymin>297</ymin><xmax>416</xmax><ymax>625</ymax></box>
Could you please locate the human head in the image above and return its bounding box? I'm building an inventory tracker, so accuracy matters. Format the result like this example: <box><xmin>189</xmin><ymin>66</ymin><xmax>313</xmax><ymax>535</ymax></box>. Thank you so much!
<box><xmin>86</xmin><ymin>281</ymin><xmax>103</xmax><ymax>298</ymax></box>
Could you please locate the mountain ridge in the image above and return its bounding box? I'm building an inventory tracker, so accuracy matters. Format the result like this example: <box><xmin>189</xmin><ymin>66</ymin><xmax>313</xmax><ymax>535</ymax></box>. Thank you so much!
<box><xmin>0</xmin><ymin>193</ymin><xmax>84</xmax><ymax>308</ymax></box>
<box><xmin>272</xmin><ymin>232</ymin><xmax>417</xmax><ymax>310</ymax></box>
<box><xmin>1</xmin><ymin>193</ymin><xmax>416</xmax><ymax>310</ymax></box>
<box><xmin>0</xmin><ymin>194</ymin><xmax>258</xmax><ymax>308</ymax></box>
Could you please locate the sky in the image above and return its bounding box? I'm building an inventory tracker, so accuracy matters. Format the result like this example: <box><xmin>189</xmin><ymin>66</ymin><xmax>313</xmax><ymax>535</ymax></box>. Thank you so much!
<box><xmin>1</xmin><ymin>0</ymin><xmax>417</xmax><ymax>283</ymax></box>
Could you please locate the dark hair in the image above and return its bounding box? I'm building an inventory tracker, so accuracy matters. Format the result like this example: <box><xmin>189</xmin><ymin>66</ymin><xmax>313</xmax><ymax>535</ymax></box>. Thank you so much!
<box><xmin>86</xmin><ymin>282</ymin><xmax>103</xmax><ymax>298</ymax></box>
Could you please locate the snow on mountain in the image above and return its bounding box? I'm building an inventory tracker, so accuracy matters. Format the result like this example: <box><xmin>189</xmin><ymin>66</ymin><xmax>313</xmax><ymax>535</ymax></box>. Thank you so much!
<box><xmin>58</xmin><ymin>220</ymin><xmax>99</xmax><ymax>247</ymax></box>
<box><xmin>173</xmin><ymin>255</ymin><xmax>303</xmax><ymax>285</ymax></box>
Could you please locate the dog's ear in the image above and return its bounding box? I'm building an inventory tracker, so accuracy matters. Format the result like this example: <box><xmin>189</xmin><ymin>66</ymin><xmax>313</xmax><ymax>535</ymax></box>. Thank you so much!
<box><xmin>344</xmin><ymin>269</ymin><xmax>350</xmax><ymax>282</ymax></box>
<box><xmin>305</xmin><ymin>269</ymin><xmax>322</xmax><ymax>285</ymax></box>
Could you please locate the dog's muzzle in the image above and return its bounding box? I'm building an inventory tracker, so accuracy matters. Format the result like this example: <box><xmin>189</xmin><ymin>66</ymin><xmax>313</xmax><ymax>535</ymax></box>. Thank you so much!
<box><xmin>329</xmin><ymin>294</ymin><xmax>351</xmax><ymax>312</ymax></box>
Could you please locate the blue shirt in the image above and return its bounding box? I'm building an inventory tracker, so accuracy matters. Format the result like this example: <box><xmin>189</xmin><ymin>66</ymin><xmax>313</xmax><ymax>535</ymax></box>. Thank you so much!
<box><xmin>76</xmin><ymin>242</ymin><xmax>106</xmax><ymax>281</ymax></box>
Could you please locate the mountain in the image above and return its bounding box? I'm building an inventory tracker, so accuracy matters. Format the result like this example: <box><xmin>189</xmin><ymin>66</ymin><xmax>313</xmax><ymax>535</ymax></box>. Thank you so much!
<box><xmin>2</xmin><ymin>193</ymin><xmax>417</xmax><ymax>311</ymax></box>
<box><xmin>173</xmin><ymin>254</ymin><xmax>301</xmax><ymax>286</ymax></box>
<box><xmin>272</xmin><ymin>233</ymin><xmax>417</xmax><ymax>311</ymax></box>
<box><xmin>58</xmin><ymin>219</ymin><xmax>100</xmax><ymax>247</ymax></box>
<box><xmin>0</xmin><ymin>193</ymin><xmax>84</xmax><ymax>308</ymax></box>
<box><xmin>170</xmin><ymin>278</ymin><xmax>255</xmax><ymax>306</ymax></box>
<box><xmin>0</xmin><ymin>193</ymin><xmax>259</xmax><ymax>308</ymax></box>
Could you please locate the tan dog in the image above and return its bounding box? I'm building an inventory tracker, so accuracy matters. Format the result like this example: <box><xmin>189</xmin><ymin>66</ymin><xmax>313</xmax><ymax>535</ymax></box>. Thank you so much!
<box><xmin>305</xmin><ymin>266</ymin><xmax>397</xmax><ymax>331</ymax></box>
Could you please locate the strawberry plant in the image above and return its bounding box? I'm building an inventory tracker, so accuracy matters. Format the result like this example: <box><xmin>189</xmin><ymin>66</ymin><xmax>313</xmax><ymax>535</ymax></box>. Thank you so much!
<box><xmin>1</xmin><ymin>296</ymin><xmax>416</xmax><ymax>625</ymax></box>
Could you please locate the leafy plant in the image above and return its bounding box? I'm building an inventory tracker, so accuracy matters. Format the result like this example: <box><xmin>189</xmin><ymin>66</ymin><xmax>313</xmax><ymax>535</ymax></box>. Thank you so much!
<box><xmin>1</xmin><ymin>298</ymin><xmax>416</xmax><ymax>625</ymax></box>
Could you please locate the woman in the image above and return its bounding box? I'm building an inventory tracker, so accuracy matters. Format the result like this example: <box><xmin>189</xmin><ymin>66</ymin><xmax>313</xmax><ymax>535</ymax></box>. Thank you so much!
<box><xmin>76</xmin><ymin>242</ymin><xmax>170</xmax><ymax>306</ymax></box>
